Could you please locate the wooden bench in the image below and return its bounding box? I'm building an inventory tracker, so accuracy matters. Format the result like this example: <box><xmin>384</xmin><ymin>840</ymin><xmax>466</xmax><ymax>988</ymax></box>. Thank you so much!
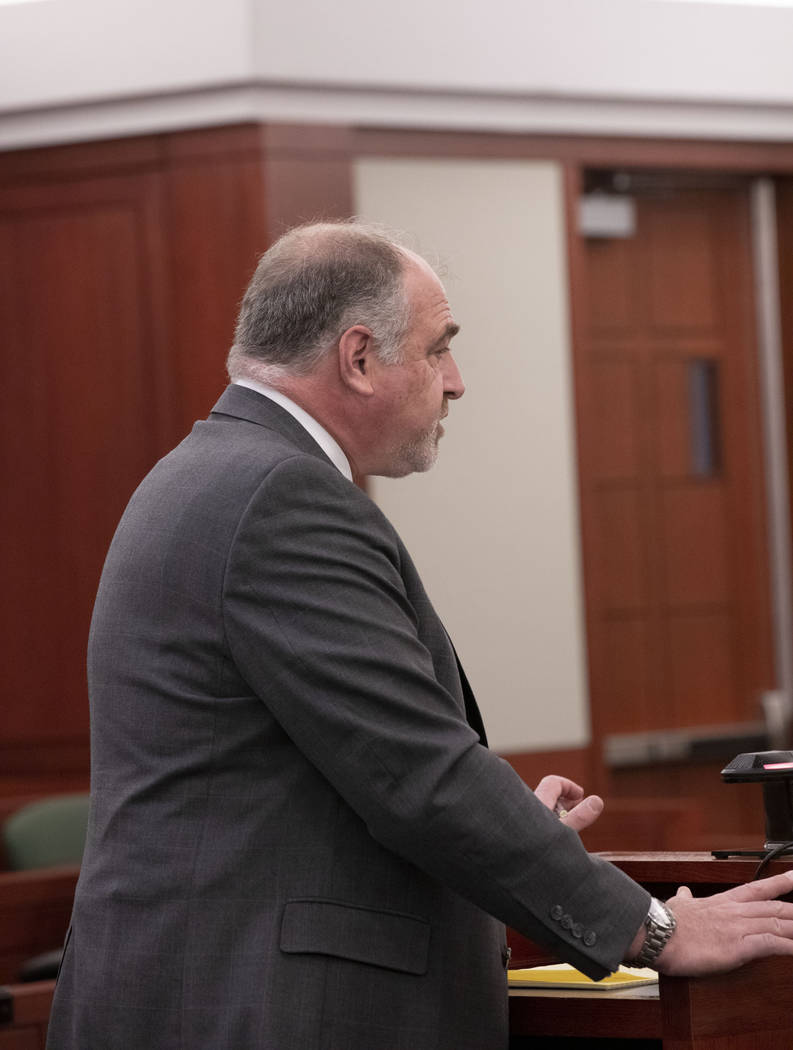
<box><xmin>0</xmin><ymin>981</ymin><xmax>55</xmax><ymax>1050</ymax></box>
<box><xmin>0</xmin><ymin>868</ymin><xmax>77</xmax><ymax>985</ymax></box>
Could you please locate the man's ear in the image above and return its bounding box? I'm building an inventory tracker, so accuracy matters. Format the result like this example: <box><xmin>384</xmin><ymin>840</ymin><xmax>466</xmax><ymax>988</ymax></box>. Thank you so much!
<box><xmin>338</xmin><ymin>325</ymin><xmax>376</xmax><ymax>396</ymax></box>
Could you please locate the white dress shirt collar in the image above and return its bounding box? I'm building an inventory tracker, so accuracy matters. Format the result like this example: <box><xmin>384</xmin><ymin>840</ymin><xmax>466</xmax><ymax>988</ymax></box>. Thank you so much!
<box><xmin>233</xmin><ymin>378</ymin><xmax>353</xmax><ymax>482</ymax></box>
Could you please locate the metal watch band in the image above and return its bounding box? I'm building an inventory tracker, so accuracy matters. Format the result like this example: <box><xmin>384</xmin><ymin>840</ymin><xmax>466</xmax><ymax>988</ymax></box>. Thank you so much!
<box><xmin>626</xmin><ymin>898</ymin><xmax>677</xmax><ymax>968</ymax></box>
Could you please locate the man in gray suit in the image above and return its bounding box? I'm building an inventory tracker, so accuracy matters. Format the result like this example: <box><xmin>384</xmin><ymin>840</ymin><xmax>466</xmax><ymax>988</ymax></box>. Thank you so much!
<box><xmin>47</xmin><ymin>222</ymin><xmax>793</xmax><ymax>1049</ymax></box>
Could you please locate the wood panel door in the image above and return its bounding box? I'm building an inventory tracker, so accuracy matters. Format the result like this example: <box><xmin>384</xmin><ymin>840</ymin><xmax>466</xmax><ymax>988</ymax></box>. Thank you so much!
<box><xmin>0</xmin><ymin>174</ymin><xmax>171</xmax><ymax>770</ymax></box>
<box><xmin>575</xmin><ymin>184</ymin><xmax>774</xmax><ymax>789</ymax></box>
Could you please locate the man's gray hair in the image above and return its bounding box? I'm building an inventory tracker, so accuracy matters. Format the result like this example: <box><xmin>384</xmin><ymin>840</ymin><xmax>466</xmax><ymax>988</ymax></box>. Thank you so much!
<box><xmin>227</xmin><ymin>220</ymin><xmax>411</xmax><ymax>383</ymax></box>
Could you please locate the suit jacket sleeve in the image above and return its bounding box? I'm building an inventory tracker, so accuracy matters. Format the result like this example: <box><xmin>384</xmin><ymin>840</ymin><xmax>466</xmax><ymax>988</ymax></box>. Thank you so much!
<box><xmin>222</xmin><ymin>453</ymin><xmax>649</xmax><ymax>979</ymax></box>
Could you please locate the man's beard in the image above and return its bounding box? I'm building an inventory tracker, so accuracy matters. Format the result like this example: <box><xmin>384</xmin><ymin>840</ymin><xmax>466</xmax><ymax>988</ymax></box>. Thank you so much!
<box><xmin>386</xmin><ymin>420</ymin><xmax>442</xmax><ymax>478</ymax></box>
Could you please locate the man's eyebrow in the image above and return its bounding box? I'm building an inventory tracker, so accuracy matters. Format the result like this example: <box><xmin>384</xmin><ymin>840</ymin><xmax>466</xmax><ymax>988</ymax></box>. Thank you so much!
<box><xmin>435</xmin><ymin>322</ymin><xmax>460</xmax><ymax>347</ymax></box>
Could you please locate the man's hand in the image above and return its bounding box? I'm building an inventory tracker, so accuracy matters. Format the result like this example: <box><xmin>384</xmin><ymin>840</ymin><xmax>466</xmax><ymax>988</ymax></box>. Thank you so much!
<box><xmin>534</xmin><ymin>774</ymin><xmax>604</xmax><ymax>834</ymax></box>
<box><xmin>644</xmin><ymin>870</ymin><xmax>793</xmax><ymax>976</ymax></box>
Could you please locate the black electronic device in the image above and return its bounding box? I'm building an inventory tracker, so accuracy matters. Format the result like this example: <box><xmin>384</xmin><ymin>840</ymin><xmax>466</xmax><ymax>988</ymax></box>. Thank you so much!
<box><xmin>719</xmin><ymin>750</ymin><xmax>793</xmax><ymax>854</ymax></box>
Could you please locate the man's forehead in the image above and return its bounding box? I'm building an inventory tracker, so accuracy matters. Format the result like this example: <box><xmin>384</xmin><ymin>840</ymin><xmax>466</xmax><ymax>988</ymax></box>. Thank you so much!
<box><xmin>422</xmin><ymin>297</ymin><xmax>459</xmax><ymax>350</ymax></box>
<box><xmin>428</xmin><ymin>296</ymin><xmax>459</xmax><ymax>341</ymax></box>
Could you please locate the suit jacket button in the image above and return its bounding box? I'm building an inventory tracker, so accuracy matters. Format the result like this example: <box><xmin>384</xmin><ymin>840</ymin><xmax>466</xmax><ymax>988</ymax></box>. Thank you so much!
<box><xmin>561</xmin><ymin>914</ymin><xmax>573</xmax><ymax>930</ymax></box>
<box><xmin>583</xmin><ymin>930</ymin><xmax>597</xmax><ymax>947</ymax></box>
<box><xmin>572</xmin><ymin>923</ymin><xmax>583</xmax><ymax>939</ymax></box>
<box><xmin>550</xmin><ymin>905</ymin><xmax>564</xmax><ymax>921</ymax></box>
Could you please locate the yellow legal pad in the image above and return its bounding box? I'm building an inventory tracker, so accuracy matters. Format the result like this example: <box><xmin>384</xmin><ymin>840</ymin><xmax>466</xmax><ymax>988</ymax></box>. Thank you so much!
<box><xmin>508</xmin><ymin>963</ymin><xmax>658</xmax><ymax>990</ymax></box>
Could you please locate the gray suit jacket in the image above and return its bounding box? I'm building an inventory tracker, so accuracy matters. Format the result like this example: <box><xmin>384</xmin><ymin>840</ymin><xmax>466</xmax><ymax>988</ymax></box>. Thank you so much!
<box><xmin>47</xmin><ymin>385</ymin><xmax>649</xmax><ymax>1050</ymax></box>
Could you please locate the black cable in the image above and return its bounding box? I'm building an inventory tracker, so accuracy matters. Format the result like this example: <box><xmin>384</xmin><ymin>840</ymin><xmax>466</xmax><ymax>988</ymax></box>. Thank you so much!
<box><xmin>752</xmin><ymin>840</ymin><xmax>793</xmax><ymax>880</ymax></box>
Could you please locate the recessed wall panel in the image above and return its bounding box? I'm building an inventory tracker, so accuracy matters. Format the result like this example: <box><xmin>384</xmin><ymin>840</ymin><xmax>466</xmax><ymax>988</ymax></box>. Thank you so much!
<box><xmin>355</xmin><ymin>158</ymin><xmax>588</xmax><ymax>754</ymax></box>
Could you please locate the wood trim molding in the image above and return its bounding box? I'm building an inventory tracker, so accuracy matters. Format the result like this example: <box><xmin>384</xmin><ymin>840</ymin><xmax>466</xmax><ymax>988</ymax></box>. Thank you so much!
<box><xmin>777</xmin><ymin>178</ymin><xmax>793</xmax><ymax>573</ymax></box>
<box><xmin>7</xmin><ymin>122</ymin><xmax>793</xmax><ymax>189</ymax></box>
<box><xmin>0</xmin><ymin>133</ymin><xmax>162</xmax><ymax>183</ymax></box>
<box><xmin>560</xmin><ymin>160</ymin><xmax>606</xmax><ymax>799</ymax></box>
<box><xmin>0</xmin><ymin>123</ymin><xmax>357</xmax><ymax>185</ymax></box>
<box><xmin>10</xmin><ymin>123</ymin><xmax>793</xmax><ymax>187</ymax></box>
<box><xmin>352</xmin><ymin>127</ymin><xmax>793</xmax><ymax>173</ymax></box>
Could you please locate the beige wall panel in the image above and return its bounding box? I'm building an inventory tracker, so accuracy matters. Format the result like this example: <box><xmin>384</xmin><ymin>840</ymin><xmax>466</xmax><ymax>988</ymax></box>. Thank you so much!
<box><xmin>354</xmin><ymin>157</ymin><xmax>590</xmax><ymax>754</ymax></box>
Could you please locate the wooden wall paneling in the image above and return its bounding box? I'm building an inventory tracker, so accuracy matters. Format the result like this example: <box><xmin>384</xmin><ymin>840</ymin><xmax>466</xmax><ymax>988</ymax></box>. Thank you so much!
<box><xmin>263</xmin><ymin>155</ymin><xmax>353</xmax><ymax>236</ymax></box>
<box><xmin>160</xmin><ymin>123</ymin><xmax>353</xmax><ymax>442</ymax></box>
<box><xmin>0</xmin><ymin>173</ymin><xmax>171</xmax><ymax>775</ymax></box>
<box><xmin>161</xmin><ymin>155</ymin><xmax>269</xmax><ymax>441</ymax></box>
<box><xmin>261</xmin><ymin>123</ymin><xmax>354</xmax><ymax>237</ymax></box>
<box><xmin>0</xmin><ymin>123</ymin><xmax>357</xmax><ymax>789</ymax></box>
<box><xmin>157</xmin><ymin>126</ymin><xmax>271</xmax><ymax>442</ymax></box>
<box><xmin>162</xmin><ymin>124</ymin><xmax>267</xmax><ymax>162</ymax></box>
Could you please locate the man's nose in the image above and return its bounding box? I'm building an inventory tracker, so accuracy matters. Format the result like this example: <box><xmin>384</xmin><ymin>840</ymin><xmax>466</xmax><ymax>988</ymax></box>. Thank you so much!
<box><xmin>444</xmin><ymin>353</ymin><xmax>465</xmax><ymax>400</ymax></box>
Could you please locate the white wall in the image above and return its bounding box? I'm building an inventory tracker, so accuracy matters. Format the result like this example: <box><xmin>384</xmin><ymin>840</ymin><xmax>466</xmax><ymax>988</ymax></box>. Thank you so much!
<box><xmin>254</xmin><ymin>0</ymin><xmax>793</xmax><ymax>103</ymax></box>
<box><xmin>354</xmin><ymin>157</ymin><xmax>590</xmax><ymax>755</ymax></box>
<box><xmin>0</xmin><ymin>0</ymin><xmax>253</xmax><ymax>110</ymax></box>
<box><xmin>3</xmin><ymin>0</ymin><xmax>793</xmax><ymax>148</ymax></box>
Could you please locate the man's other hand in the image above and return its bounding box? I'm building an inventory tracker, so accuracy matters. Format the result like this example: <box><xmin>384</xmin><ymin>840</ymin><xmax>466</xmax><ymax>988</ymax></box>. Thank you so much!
<box><xmin>534</xmin><ymin>774</ymin><xmax>605</xmax><ymax>834</ymax></box>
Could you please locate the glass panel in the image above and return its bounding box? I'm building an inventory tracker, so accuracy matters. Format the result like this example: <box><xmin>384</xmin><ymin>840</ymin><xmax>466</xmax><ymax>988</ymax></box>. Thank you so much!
<box><xmin>688</xmin><ymin>358</ymin><xmax>722</xmax><ymax>477</ymax></box>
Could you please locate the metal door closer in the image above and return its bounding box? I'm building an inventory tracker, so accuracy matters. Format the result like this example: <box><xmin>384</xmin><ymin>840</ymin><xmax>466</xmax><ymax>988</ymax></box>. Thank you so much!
<box><xmin>714</xmin><ymin>751</ymin><xmax>793</xmax><ymax>870</ymax></box>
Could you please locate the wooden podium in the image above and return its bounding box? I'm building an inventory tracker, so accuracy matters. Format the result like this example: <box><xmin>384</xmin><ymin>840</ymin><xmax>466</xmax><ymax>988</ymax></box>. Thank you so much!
<box><xmin>509</xmin><ymin>852</ymin><xmax>793</xmax><ymax>1049</ymax></box>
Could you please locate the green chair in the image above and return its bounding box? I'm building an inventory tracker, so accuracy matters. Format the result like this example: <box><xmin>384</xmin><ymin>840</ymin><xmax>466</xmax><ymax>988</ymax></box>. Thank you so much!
<box><xmin>2</xmin><ymin>793</ymin><xmax>89</xmax><ymax>870</ymax></box>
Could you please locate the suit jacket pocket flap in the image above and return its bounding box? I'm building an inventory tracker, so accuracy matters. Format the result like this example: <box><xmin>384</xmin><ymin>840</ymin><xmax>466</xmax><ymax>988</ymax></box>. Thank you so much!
<box><xmin>280</xmin><ymin>899</ymin><xmax>430</xmax><ymax>975</ymax></box>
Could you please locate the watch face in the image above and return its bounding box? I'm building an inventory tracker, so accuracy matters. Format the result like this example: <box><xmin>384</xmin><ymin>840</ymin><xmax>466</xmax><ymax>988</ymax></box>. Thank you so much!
<box><xmin>648</xmin><ymin>898</ymin><xmax>675</xmax><ymax>931</ymax></box>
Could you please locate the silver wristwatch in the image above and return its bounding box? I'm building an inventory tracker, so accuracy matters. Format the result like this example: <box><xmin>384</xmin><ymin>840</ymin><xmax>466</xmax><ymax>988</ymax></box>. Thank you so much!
<box><xmin>626</xmin><ymin>897</ymin><xmax>677</xmax><ymax>968</ymax></box>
